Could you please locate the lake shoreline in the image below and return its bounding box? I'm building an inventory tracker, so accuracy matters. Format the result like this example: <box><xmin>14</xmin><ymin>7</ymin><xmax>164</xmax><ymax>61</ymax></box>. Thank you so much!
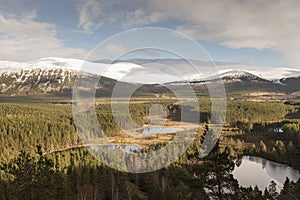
<box><xmin>233</xmin><ymin>155</ymin><xmax>300</xmax><ymax>192</ymax></box>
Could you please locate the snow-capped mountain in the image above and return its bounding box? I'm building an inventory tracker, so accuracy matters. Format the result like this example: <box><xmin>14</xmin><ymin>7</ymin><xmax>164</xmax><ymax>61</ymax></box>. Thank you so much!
<box><xmin>0</xmin><ymin>57</ymin><xmax>145</xmax><ymax>81</ymax></box>
<box><xmin>0</xmin><ymin>66</ymin><xmax>122</xmax><ymax>96</ymax></box>
<box><xmin>0</xmin><ymin>57</ymin><xmax>146</xmax><ymax>95</ymax></box>
<box><xmin>187</xmin><ymin>69</ymin><xmax>264</xmax><ymax>84</ymax></box>
<box><xmin>1</xmin><ymin>57</ymin><xmax>300</xmax><ymax>83</ymax></box>
<box><xmin>0</xmin><ymin>57</ymin><xmax>300</xmax><ymax>96</ymax></box>
<box><xmin>187</xmin><ymin>67</ymin><xmax>300</xmax><ymax>83</ymax></box>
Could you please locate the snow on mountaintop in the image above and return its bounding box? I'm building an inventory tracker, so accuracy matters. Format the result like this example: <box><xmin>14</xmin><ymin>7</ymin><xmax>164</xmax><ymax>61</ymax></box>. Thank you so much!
<box><xmin>0</xmin><ymin>57</ymin><xmax>83</xmax><ymax>73</ymax></box>
<box><xmin>1</xmin><ymin>57</ymin><xmax>300</xmax><ymax>83</ymax></box>
<box><xmin>0</xmin><ymin>57</ymin><xmax>144</xmax><ymax>81</ymax></box>
<box><xmin>188</xmin><ymin>65</ymin><xmax>300</xmax><ymax>82</ymax></box>
<box><xmin>188</xmin><ymin>69</ymin><xmax>259</xmax><ymax>82</ymax></box>
<box><xmin>216</xmin><ymin>65</ymin><xmax>300</xmax><ymax>80</ymax></box>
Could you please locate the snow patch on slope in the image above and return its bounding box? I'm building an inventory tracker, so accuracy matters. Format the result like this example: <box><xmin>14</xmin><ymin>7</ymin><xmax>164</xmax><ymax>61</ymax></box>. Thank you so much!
<box><xmin>0</xmin><ymin>57</ymin><xmax>145</xmax><ymax>81</ymax></box>
<box><xmin>1</xmin><ymin>57</ymin><xmax>300</xmax><ymax>83</ymax></box>
<box><xmin>188</xmin><ymin>65</ymin><xmax>300</xmax><ymax>82</ymax></box>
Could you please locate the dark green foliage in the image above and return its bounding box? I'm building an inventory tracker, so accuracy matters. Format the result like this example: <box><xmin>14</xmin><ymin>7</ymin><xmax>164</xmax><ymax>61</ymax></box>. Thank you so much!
<box><xmin>0</xmin><ymin>99</ymin><xmax>300</xmax><ymax>199</ymax></box>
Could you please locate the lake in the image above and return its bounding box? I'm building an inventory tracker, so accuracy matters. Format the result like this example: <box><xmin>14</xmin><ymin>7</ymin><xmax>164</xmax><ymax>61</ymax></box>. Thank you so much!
<box><xmin>142</xmin><ymin>127</ymin><xmax>183</xmax><ymax>134</ymax></box>
<box><xmin>233</xmin><ymin>156</ymin><xmax>300</xmax><ymax>192</ymax></box>
<box><xmin>88</xmin><ymin>145</ymin><xmax>141</xmax><ymax>153</ymax></box>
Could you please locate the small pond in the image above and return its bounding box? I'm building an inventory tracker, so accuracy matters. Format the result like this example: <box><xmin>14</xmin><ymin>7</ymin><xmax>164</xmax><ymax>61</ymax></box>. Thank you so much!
<box><xmin>88</xmin><ymin>145</ymin><xmax>141</xmax><ymax>153</ymax></box>
<box><xmin>142</xmin><ymin>127</ymin><xmax>183</xmax><ymax>134</ymax></box>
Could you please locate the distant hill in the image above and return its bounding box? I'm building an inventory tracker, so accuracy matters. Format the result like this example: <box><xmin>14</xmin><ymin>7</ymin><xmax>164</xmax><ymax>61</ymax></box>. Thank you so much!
<box><xmin>0</xmin><ymin>57</ymin><xmax>299</xmax><ymax>99</ymax></box>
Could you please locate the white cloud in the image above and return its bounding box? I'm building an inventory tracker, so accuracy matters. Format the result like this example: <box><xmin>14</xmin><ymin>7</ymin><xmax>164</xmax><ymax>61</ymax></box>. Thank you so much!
<box><xmin>121</xmin><ymin>8</ymin><xmax>168</xmax><ymax>29</ymax></box>
<box><xmin>104</xmin><ymin>43</ymin><xmax>129</xmax><ymax>55</ymax></box>
<box><xmin>77</xmin><ymin>0</ymin><xmax>102</xmax><ymax>33</ymax></box>
<box><xmin>74</xmin><ymin>0</ymin><xmax>300</xmax><ymax>66</ymax></box>
<box><xmin>24</xmin><ymin>9</ymin><xmax>37</xmax><ymax>21</ymax></box>
<box><xmin>0</xmin><ymin>11</ymin><xmax>88</xmax><ymax>61</ymax></box>
<box><xmin>92</xmin><ymin>43</ymin><xmax>161</xmax><ymax>60</ymax></box>
<box><xmin>148</xmin><ymin>0</ymin><xmax>300</xmax><ymax>66</ymax></box>
<box><xmin>75</xmin><ymin>0</ymin><xmax>168</xmax><ymax>31</ymax></box>
<box><xmin>3</xmin><ymin>0</ymin><xmax>300</xmax><ymax>66</ymax></box>
<box><xmin>0</xmin><ymin>13</ymin><xmax>56</xmax><ymax>39</ymax></box>
<box><xmin>176</xmin><ymin>24</ymin><xmax>277</xmax><ymax>50</ymax></box>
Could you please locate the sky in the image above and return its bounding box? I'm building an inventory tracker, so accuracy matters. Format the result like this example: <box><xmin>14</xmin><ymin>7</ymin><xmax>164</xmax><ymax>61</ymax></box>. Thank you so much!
<box><xmin>0</xmin><ymin>0</ymin><xmax>300</xmax><ymax>68</ymax></box>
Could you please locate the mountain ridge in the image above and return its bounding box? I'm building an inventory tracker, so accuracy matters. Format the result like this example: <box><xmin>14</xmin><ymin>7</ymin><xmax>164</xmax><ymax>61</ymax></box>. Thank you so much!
<box><xmin>1</xmin><ymin>57</ymin><xmax>300</xmax><ymax>81</ymax></box>
<box><xmin>0</xmin><ymin>57</ymin><xmax>300</xmax><ymax>98</ymax></box>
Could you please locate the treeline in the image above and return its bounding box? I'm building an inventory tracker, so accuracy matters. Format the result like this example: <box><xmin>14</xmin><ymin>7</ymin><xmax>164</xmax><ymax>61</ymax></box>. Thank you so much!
<box><xmin>0</xmin><ymin>104</ymin><xmax>78</xmax><ymax>160</ymax></box>
<box><xmin>1</xmin><ymin>143</ymin><xmax>299</xmax><ymax>200</ymax></box>
<box><xmin>0</xmin><ymin>100</ymin><xmax>297</xmax><ymax>161</ymax></box>
<box><xmin>0</xmin><ymin>102</ymin><xmax>161</xmax><ymax>160</ymax></box>
<box><xmin>226</xmin><ymin>101</ymin><xmax>294</xmax><ymax>125</ymax></box>
<box><xmin>239</xmin><ymin>119</ymin><xmax>300</xmax><ymax>169</ymax></box>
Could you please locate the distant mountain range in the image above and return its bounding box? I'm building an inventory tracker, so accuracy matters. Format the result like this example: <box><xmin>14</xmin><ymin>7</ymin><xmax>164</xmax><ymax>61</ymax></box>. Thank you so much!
<box><xmin>0</xmin><ymin>57</ymin><xmax>299</xmax><ymax>98</ymax></box>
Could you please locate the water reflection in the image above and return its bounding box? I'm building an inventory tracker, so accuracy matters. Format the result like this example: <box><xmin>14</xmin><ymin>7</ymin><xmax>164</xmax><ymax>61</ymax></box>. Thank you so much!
<box><xmin>233</xmin><ymin>156</ymin><xmax>300</xmax><ymax>191</ymax></box>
